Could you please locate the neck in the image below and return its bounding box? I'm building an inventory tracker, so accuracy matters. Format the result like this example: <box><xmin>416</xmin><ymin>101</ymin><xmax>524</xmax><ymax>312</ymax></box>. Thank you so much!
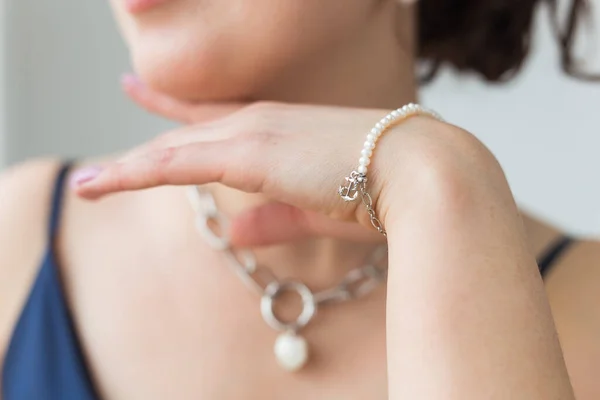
<box><xmin>257</xmin><ymin>4</ymin><xmax>417</xmax><ymax>109</ymax></box>
<box><xmin>212</xmin><ymin>5</ymin><xmax>416</xmax><ymax>287</ymax></box>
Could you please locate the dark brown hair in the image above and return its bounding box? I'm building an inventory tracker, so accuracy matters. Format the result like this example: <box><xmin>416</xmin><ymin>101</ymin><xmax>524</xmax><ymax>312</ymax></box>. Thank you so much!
<box><xmin>418</xmin><ymin>0</ymin><xmax>599</xmax><ymax>82</ymax></box>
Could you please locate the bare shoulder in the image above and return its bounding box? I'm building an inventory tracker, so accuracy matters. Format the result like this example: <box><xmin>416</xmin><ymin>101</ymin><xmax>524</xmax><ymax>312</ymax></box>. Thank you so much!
<box><xmin>0</xmin><ymin>159</ymin><xmax>66</xmax><ymax>365</ymax></box>
<box><xmin>519</xmin><ymin>213</ymin><xmax>600</xmax><ymax>398</ymax></box>
<box><xmin>544</xmin><ymin>238</ymin><xmax>600</xmax><ymax>400</ymax></box>
<box><xmin>0</xmin><ymin>156</ymin><xmax>143</xmax><ymax>374</ymax></box>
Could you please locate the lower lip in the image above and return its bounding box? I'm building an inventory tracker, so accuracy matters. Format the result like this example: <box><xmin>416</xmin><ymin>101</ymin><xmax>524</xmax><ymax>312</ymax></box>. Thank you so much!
<box><xmin>124</xmin><ymin>0</ymin><xmax>171</xmax><ymax>14</ymax></box>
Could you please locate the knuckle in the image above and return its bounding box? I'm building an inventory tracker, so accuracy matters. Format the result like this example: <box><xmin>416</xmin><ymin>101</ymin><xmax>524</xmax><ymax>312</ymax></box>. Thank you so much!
<box><xmin>155</xmin><ymin>146</ymin><xmax>177</xmax><ymax>170</ymax></box>
<box><xmin>156</xmin><ymin>146</ymin><xmax>177</xmax><ymax>166</ymax></box>
<box><xmin>224</xmin><ymin>134</ymin><xmax>273</xmax><ymax>194</ymax></box>
<box><xmin>147</xmin><ymin>146</ymin><xmax>177</xmax><ymax>184</ymax></box>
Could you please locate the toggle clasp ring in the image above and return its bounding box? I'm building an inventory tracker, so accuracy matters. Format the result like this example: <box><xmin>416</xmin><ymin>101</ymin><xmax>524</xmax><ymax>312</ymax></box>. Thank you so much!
<box><xmin>260</xmin><ymin>281</ymin><xmax>317</xmax><ymax>332</ymax></box>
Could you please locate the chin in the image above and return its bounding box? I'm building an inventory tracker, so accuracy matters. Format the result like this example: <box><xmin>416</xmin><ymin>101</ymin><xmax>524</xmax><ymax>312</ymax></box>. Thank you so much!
<box><xmin>131</xmin><ymin>40</ymin><xmax>257</xmax><ymax>102</ymax></box>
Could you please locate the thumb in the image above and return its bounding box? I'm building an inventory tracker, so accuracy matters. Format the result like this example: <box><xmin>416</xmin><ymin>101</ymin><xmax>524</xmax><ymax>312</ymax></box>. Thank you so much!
<box><xmin>229</xmin><ymin>202</ymin><xmax>383</xmax><ymax>247</ymax></box>
<box><xmin>121</xmin><ymin>73</ymin><xmax>242</xmax><ymax>124</ymax></box>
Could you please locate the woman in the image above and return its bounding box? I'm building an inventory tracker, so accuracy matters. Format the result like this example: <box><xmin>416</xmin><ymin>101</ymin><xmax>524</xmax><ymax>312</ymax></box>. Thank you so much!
<box><xmin>0</xmin><ymin>0</ymin><xmax>597</xmax><ymax>398</ymax></box>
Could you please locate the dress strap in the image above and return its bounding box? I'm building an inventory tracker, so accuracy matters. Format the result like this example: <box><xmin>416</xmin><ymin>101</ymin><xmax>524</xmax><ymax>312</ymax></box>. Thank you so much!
<box><xmin>48</xmin><ymin>162</ymin><xmax>73</xmax><ymax>240</ymax></box>
<box><xmin>537</xmin><ymin>235</ymin><xmax>575</xmax><ymax>278</ymax></box>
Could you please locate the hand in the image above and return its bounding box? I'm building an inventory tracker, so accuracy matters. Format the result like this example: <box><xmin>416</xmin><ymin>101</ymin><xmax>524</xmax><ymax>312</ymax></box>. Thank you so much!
<box><xmin>115</xmin><ymin>78</ymin><xmax>577</xmax><ymax>399</ymax></box>
<box><xmin>75</xmin><ymin>78</ymin><xmax>445</xmax><ymax>246</ymax></box>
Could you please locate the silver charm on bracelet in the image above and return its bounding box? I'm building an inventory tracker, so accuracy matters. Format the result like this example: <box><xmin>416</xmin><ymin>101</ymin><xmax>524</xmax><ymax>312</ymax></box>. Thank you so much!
<box><xmin>338</xmin><ymin>170</ymin><xmax>366</xmax><ymax>202</ymax></box>
<box><xmin>339</xmin><ymin>103</ymin><xmax>444</xmax><ymax>237</ymax></box>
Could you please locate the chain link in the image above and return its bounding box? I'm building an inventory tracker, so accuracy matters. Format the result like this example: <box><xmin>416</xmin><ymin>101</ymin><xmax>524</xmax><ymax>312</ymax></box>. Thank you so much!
<box><xmin>339</xmin><ymin>173</ymin><xmax>387</xmax><ymax>237</ymax></box>
<box><xmin>314</xmin><ymin>245</ymin><xmax>387</xmax><ymax>305</ymax></box>
<box><xmin>359</xmin><ymin>184</ymin><xmax>387</xmax><ymax>237</ymax></box>
<box><xmin>187</xmin><ymin>186</ymin><xmax>388</xmax><ymax>307</ymax></box>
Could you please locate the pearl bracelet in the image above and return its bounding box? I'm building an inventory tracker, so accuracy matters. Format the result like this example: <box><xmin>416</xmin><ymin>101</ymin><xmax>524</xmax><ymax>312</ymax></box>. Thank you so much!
<box><xmin>338</xmin><ymin>103</ymin><xmax>444</xmax><ymax>236</ymax></box>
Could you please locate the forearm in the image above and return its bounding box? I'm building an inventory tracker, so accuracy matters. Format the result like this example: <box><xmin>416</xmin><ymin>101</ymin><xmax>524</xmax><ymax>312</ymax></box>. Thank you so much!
<box><xmin>381</xmin><ymin>131</ymin><xmax>574</xmax><ymax>399</ymax></box>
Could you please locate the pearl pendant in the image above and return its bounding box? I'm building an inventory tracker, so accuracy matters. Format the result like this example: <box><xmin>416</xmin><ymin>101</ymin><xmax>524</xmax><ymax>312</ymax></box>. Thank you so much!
<box><xmin>274</xmin><ymin>332</ymin><xmax>309</xmax><ymax>372</ymax></box>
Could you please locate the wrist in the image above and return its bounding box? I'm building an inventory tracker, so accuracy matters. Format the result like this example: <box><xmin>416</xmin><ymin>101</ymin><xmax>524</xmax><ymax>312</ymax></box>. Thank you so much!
<box><xmin>370</xmin><ymin>118</ymin><xmax>511</xmax><ymax>232</ymax></box>
<box><xmin>343</xmin><ymin>105</ymin><xmax>444</xmax><ymax>236</ymax></box>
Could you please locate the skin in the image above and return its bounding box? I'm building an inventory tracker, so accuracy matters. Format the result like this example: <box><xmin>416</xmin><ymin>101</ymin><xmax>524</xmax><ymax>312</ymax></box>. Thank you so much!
<box><xmin>0</xmin><ymin>0</ymin><xmax>599</xmax><ymax>398</ymax></box>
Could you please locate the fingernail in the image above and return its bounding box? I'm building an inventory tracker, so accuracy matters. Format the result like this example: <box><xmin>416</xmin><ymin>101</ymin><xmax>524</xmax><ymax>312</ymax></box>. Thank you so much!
<box><xmin>121</xmin><ymin>73</ymin><xmax>143</xmax><ymax>89</ymax></box>
<box><xmin>70</xmin><ymin>166</ymin><xmax>103</xmax><ymax>189</ymax></box>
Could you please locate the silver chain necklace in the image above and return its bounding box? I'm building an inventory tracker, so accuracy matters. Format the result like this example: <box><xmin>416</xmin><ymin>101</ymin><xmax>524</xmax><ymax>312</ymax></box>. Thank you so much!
<box><xmin>186</xmin><ymin>185</ymin><xmax>388</xmax><ymax>372</ymax></box>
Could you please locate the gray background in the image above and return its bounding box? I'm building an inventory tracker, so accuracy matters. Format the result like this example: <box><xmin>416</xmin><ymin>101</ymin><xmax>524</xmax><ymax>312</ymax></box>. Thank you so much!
<box><xmin>1</xmin><ymin>1</ymin><xmax>599</xmax><ymax>234</ymax></box>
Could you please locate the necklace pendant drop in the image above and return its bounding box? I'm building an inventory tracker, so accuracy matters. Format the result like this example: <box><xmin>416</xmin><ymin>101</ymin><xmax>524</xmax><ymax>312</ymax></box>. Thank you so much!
<box><xmin>188</xmin><ymin>186</ymin><xmax>389</xmax><ymax>374</ymax></box>
<box><xmin>260</xmin><ymin>281</ymin><xmax>317</xmax><ymax>372</ymax></box>
<box><xmin>274</xmin><ymin>331</ymin><xmax>309</xmax><ymax>372</ymax></box>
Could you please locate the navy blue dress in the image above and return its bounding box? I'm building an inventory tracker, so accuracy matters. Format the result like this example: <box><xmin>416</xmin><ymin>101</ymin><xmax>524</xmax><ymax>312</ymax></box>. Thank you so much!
<box><xmin>1</xmin><ymin>163</ymin><xmax>575</xmax><ymax>400</ymax></box>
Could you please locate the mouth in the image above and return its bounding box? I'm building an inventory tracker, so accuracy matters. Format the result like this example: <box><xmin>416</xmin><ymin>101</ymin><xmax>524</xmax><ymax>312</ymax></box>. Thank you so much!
<box><xmin>124</xmin><ymin>0</ymin><xmax>171</xmax><ymax>14</ymax></box>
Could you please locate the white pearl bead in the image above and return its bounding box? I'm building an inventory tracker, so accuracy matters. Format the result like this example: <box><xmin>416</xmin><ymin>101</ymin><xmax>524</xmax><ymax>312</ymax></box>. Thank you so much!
<box><xmin>353</xmin><ymin>105</ymin><xmax>442</xmax><ymax>184</ymax></box>
<box><xmin>274</xmin><ymin>332</ymin><xmax>308</xmax><ymax>372</ymax></box>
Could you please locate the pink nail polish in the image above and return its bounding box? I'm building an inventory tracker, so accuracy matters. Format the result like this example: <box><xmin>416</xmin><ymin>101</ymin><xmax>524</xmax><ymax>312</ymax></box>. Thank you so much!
<box><xmin>70</xmin><ymin>166</ymin><xmax>103</xmax><ymax>188</ymax></box>
<box><xmin>121</xmin><ymin>73</ymin><xmax>143</xmax><ymax>89</ymax></box>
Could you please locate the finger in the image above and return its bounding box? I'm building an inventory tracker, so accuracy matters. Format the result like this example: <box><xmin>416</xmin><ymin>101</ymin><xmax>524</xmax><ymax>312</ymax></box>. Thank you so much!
<box><xmin>121</xmin><ymin>73</ymin><xmax>243</xmax><ymax>123</ymax></box>
<box><xmin>118</xmin><ymin>102</ymin><xmax>281</xmax><ymax>164</ymax></box>
<box><xmin>73</xmin><ymin>137</ymin><xmax>265</xmax><ymax>199</ymax></box>
<box><xmin>117</xmin><ymin>123</ymin><xmax>233</xmax><ymax>164</ymax></box>
<box><xmin>229</xmin><ymin>202</ymin><xmax>384</xmax><ymax>247</ymax></box>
